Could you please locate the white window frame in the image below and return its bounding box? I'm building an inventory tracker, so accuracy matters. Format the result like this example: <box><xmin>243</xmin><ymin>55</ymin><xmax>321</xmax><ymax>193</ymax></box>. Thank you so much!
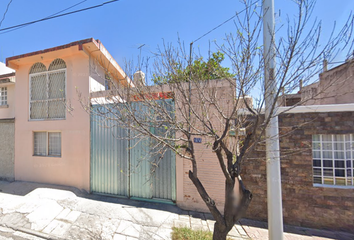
<box><xmin>0</xmin><ymin>87</ymin><xmax>7</xmax><ymax>106</ymax></box>
<box><xmin>33</xmin><ymin>131</ymin><xmax>62</xmax><ymax>157</ymax></box>
<box><xmin>29</xmin><ymin>69</ymin><xmax>67</xmax><ymax>121</ymax></box>
<box><xmin>312</xmin><ymin>134</ymin><xmax>354</xmax><ymax>188</ymax></box>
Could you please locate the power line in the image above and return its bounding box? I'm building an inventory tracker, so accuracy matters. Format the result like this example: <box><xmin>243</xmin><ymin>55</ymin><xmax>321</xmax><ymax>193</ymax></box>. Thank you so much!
<box><xmin>0</xmin><ymin>0</ymin><xmax>14</xmax><ymax>28</ymax></box>
<box><xmin>0</xmin><ymin>0</ymin><xmax>119</xmax><ymax>33</ymax></box>
<box><xmin>0</xmin><ymin>0</ymin><xmax>89</xmax><ymax>35</ymax></box>
<box><xmin>192</xmin><ymin>1</ymin><xmax>258</xmax><ymax>43</ymax></box>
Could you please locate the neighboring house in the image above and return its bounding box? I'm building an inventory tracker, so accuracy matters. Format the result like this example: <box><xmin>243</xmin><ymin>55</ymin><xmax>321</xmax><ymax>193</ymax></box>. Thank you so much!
<box><xmin>0</xmin><ymin>62</ymin><xmax>15</xmax><ymax>181</ymax></box>
<box><xmin>280</xmin><ymin>59</ymin><xmax>354</xmax><ymax>106</ymax></box>
<box><xmin>243</xmin><ymin>60</ymin><xmax>354</xmax><ymax>233</ymax></box>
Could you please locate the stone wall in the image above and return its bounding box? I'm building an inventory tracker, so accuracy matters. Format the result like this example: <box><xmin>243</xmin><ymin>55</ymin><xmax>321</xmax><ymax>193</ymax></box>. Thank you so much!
<box><xmin>242</xmin><ymin>111</ymin><xmax>354</xmax><ymax>233</ymax></box>
<box><xmin>0</xmin><ymin>119</ymin><xmax>15</xmax><ymax>181</ymax></box>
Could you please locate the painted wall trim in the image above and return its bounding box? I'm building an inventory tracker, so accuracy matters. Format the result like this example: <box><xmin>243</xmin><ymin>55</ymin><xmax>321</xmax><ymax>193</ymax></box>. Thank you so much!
<box><xmin>238</xmin><ymin>103</ymin><xmax>354</xmax><ymax>115</ymax></box>
<box><xmin>277</xmin><ymin>103</ymin><xmax>354</xmax><ymax>114</ymax></box>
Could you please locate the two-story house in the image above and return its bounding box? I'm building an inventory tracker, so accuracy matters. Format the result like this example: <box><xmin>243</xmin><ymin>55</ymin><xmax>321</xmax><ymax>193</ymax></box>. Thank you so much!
<box><xmin>5</xmin><ymin>38</ymin><xmax>130</xmax><ymax>191</ymax></box>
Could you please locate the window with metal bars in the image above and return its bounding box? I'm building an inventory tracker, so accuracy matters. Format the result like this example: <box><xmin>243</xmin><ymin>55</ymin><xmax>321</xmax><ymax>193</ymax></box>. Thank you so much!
<box><xmin>29</xmin><ymin>59</ymin><xmax>66</xmax><ymax>120</ymax></box>
<box><xmin>105</xmin><ymin>74</ymin><xmax>112</xmax><ymax>90</ymax></box>
<box><xmin>0</xmin><ymin>87</ymin><xmax>7</xmax><ymax>106</ymax></box>
<box><xmin>34</xmin><ymin>131</ymin><xmax>61</xmax><ymax>157</ymax></box>
<box><xmin>312</xmin><ymin>134</ymin><xmax>354</xmax><ymax>187</ymax></box>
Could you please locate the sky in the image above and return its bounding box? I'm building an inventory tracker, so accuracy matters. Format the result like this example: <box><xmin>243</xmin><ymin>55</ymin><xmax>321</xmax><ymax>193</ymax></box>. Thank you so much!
<box><xmin>0</xmin><ymin>0</ymin><xmax>353</xmax><ymax>85</ymax></box>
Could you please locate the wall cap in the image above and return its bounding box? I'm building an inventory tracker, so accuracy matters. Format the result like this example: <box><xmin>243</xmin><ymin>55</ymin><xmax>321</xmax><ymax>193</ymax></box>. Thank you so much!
<box><xmin>238</xmin><ymin>103</ymin><xmax>354</xmax><ymax>115</ymax></box>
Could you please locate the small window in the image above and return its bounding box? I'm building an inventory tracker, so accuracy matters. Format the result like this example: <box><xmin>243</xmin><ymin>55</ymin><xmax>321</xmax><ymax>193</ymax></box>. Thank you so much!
<box><xmin>312</xmin><ymin>134</ymin><xmax>354</xmax><ymax>187</ymax></box>
<box><xmin>105</xmin><ymin>74</ymin><xmax>112</xmax><ymax>90</ymax></box>
<box><xmin>34</xmin><ymin>132</ymin><xmax>61</xmax><ymax>157</ymax></box>
<box><xmin>0</xmin><ymin>87</ymin><xmax>7</xmax><ymax>106</ymax></box>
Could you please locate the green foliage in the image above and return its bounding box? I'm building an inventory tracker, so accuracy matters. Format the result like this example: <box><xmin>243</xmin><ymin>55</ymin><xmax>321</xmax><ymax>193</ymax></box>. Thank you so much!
<box><xmin>171</xmin><ymin>227</ymin><xmax>232</xmax><ymax>240</ymax></box>
<box><xmin>171</xmin><ymin>227</ymin><xmax>213</xmax><ymax>240</ymax></box>
<box><xmin>153</xmin><ymin>51</ymin><xmax>235</xmax><ymax>84</ymax></box>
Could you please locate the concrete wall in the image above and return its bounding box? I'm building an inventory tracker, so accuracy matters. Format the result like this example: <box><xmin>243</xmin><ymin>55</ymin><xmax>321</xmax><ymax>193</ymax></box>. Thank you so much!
<box><xmin>319</xmin><ymin>61</ymin><xmax>354</xmax><ymax>104</ymax></box>
<box><xmin>89</xmin><ymin>56</ymin><xmax>106</xmax><ymax>93</ymax></box>
<box><xmin>242</xmin><ymin>111</ymin><xmax>354</xmax><ymax>233</ymax></box>
<box><xmin>300</xmin><ymin>61</ymin><xmax>354</xmax><ymax>105</ymax></box>
<box><xmin>88</xmin><ymin>54</ymin><xmax>126</xmax><ymax>93</ymax></box>
<box><xmin>14</xmin><ymin>52</ymin><xmax>91</xmax><ymax>191</ymax></box>
<box><xmin>0</xmin><ymin>119</ymin><xmax>14</xmax><ymax>181</ymax></box>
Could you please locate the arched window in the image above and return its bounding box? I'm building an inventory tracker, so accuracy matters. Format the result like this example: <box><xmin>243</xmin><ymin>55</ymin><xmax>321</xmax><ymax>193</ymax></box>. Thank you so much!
<box><xmin>29</xmin><ymin>62</ymin><xmax>47</xmax><ymax>74</ymax></box>
<box><xmin>48</xmin><ymin>58</ymin><xmax>66</xmax><ymax>71</ymax></box>
<box><xmin>29</xmin><ymin>59</ymin><xmax>66</xmax><ymax>120</ymax></box>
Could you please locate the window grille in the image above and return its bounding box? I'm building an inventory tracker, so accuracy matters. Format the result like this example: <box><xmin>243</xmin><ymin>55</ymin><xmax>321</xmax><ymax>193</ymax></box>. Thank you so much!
<box><xmin>48</xmin><ymin>132</ymin><xmax>61</xmax><ymax>156</ymax></box>
<box><xmin>48</xmin><ymin>59</ymin><xmax>66</xmax><ymax>71</ymax></box>
<box><xmin>29</xmin><ymin>59</ymin><xmax>66</xmax><ymax>120</ymax></box>
<box><xmin>0</xmin><ymin>87</ymin><xmax>7</xmax><ymax>106</ymax></box>
<box><xmin>33</xmin><ymin>131</ymin><xmax>61</xmax><ymax>157</ymax></box>
<box><xmin>29</xmin><ymin>62</ymin><xmax>47</xmax><ymax>74</ymax></box>
<box><xmin>34</xmin><ymin>132</ymin><xmax>47</xmax><ymax>156</ymax></box>
<box><xmin>312</xmin><ymin>134</ymin><xmax>354</xmax><ymax>187</ymax></box>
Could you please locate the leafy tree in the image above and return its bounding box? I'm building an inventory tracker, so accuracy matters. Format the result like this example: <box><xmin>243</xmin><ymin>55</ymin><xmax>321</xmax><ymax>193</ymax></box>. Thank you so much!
<box><xmin>153</xmin><ymin>51</ymin><xmax>235</xmax><ymax>84</ymax></box>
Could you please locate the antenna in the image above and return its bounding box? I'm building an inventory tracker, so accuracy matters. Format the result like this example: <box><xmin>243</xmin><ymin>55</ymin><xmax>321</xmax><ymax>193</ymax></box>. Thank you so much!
<box><xmin>137</xmin><ymin>44</ymin><xmax>145</xmax><ymax>70</ymax></box>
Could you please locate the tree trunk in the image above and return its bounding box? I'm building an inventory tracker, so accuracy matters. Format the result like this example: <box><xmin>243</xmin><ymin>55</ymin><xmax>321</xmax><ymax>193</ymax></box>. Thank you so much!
<box><xmin>212</xmin><ymin>223</ymin><xmax>229</xmax><ymax>240</ymax></box>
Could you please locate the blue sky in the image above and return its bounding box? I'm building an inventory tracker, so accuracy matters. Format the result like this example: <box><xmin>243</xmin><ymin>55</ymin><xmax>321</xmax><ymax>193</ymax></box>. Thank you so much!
<box><xmin>0</xmin><ymin>0</ymin><xmax>353</xmax><ymax>82</ymax></box>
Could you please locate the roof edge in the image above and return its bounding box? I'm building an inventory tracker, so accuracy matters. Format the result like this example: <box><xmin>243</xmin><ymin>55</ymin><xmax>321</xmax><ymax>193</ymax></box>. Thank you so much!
<box><xmin>0</xmin><ymin>72</ymin><xmax>15</xmax><ymax>79</ymax></box>
<box><xmin>6</xmin><ymin>38</ymin><xmax>96</xmax><ymax>66</ymax></box>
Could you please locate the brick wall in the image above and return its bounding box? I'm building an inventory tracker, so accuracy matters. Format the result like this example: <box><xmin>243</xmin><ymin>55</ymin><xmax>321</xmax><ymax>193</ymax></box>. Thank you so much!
<box><xmin>176</xmin><ymin>79</ymin><xmax>237</xmax><ymax>213</ymax></box>
<box><xmin>177</xmin><ymin>136</ymin><xmax>227</xmax><ymax>213</ymax></box>
<box><xmin>243</xmin><ymin>111</ymin><xmax>354</xmax><ymax>233</ymax></box>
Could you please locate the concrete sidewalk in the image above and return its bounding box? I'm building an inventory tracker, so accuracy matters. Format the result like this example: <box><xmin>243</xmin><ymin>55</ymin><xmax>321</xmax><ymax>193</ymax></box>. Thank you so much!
<box><xmin>0</xmin><ymin>181</ymin><xmax>353</xmax><ymax>240</ymax></box>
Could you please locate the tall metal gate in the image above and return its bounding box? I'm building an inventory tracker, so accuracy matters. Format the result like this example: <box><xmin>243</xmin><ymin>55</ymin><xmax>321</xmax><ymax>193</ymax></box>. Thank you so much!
<box><xmin>90</xmin><ymin>100</ymin><xmax>176</xmax><ymax>202</ymax></box>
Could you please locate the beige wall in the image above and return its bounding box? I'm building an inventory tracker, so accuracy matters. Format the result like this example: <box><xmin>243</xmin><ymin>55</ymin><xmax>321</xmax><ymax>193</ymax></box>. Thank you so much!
<box><xmin>300</xmin><ymin>61</ymin><xmax>354</xmax><ymax>105</ymax></box>
<box><xmin>173</xmin><ymin>80</ymin><xmax>236</xmax><ymax>213</ymax></box>
<box><xmin>318</xmin><ymin>61</ymin><xmax>354</xmax><ymax>104</ymax></box>
<box><xmin>14</xmin><ymin>52</ymin><xmax>91</xmax><ymax>191</ymax></box>
<box><xmin>0</xmin><ymin>119</ymin><xmax>15</xmax><ymax>181</ymax></box>
<box><xmin>89</xmin><ymin>56</ymin><xmax>106</xmax><ymax>93</ymax></box>
<box><xmin>88</xmin><ymin>56</ymin><xmax>127</xmax><ymax>93</ymax></box>
<box><xmin>0</xmin><ymin>83</ymin><xmax>15</xmax><ymax>119</ymax></box>
<box><xmin>177</xmin><ymin>140</ymin><xmax>227</xmax><ymax>213</ymax></box>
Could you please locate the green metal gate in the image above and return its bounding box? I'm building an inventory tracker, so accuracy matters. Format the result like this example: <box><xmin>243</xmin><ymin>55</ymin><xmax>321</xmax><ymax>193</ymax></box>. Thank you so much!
<box><xmin>90</xmin><ymin>100</ymin><xmax>176</xmax><ymax>202</ymax></box>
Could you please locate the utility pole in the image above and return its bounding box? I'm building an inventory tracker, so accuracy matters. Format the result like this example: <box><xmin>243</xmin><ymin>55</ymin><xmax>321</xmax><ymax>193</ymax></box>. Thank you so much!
<box><xmin>262</xmin><ymin>0</ymin><xmax>284</xmax><ymax>239</ymax></box>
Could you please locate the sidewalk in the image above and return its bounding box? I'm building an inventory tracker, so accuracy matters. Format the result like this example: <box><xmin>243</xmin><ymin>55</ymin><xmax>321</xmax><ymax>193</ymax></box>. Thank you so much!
<box><xmin>0</xmin><ymin>180</ymin><xmax>353</xmax><ymax>240</ymax></box>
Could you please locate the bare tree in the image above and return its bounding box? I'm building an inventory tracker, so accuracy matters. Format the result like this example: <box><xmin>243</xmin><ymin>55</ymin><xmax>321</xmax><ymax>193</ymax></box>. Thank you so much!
<box><xmin>78</xmin><ymin>1</ymin><xmax>353</xmax><ymax>239</ymax></box>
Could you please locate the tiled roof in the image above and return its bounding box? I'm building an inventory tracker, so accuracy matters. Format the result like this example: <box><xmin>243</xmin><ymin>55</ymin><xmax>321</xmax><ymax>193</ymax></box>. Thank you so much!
<box><xmin>0</xmin><ymin>72</ymin><xmax>15</xmax><ymax>79</ymax></box>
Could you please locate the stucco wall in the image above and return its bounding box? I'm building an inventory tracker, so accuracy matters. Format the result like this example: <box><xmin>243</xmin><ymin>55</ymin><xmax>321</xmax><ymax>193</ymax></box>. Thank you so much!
<box><xmin>0</xmin><ymin>84</ymin><xmax>15</xmax><ymax>119</ymax></box>
<box><xmin>14</xmin><ymin>52</ymin><xmax>91</xmax><ymax>191</ymax></box>
<box><xmin>319</xmin><ymin>61</ymin><xmax>354</xmax><ymax>105</ymax></box>
<box><xmin>89</xmin><ymin>56</ymin><xmax>106</xmax><ymax>93</ymax></box>
<box><xmin>0</xmin><ymin>119</ymin><xmax>14</xmax><ymax>181</ymax></box>
<box><xmin>242</xmin><ymin>111</ymin><xmax>354</xmax><ymax>233</ymax></box>
<box><xmin>300</xmin><ymin>61</ymin><xmax>354</xmax><ymax>105</ymax></box>
<box><xmin>88</xmin><ymin>56</ymin><xmax>124</xmax><ymax>93</ymax></box>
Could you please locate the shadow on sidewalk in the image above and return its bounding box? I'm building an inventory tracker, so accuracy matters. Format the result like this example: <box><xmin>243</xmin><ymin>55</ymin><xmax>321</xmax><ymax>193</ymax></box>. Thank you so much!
<box><xmin>239</xmin><ymin>218</ymin><xmax>354</xmax><ymax>240</ymax></box>
<box><xmin>0</xmin><ymin>180</ymin><xmax>206</xmax><ymax>218</ymax></box>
